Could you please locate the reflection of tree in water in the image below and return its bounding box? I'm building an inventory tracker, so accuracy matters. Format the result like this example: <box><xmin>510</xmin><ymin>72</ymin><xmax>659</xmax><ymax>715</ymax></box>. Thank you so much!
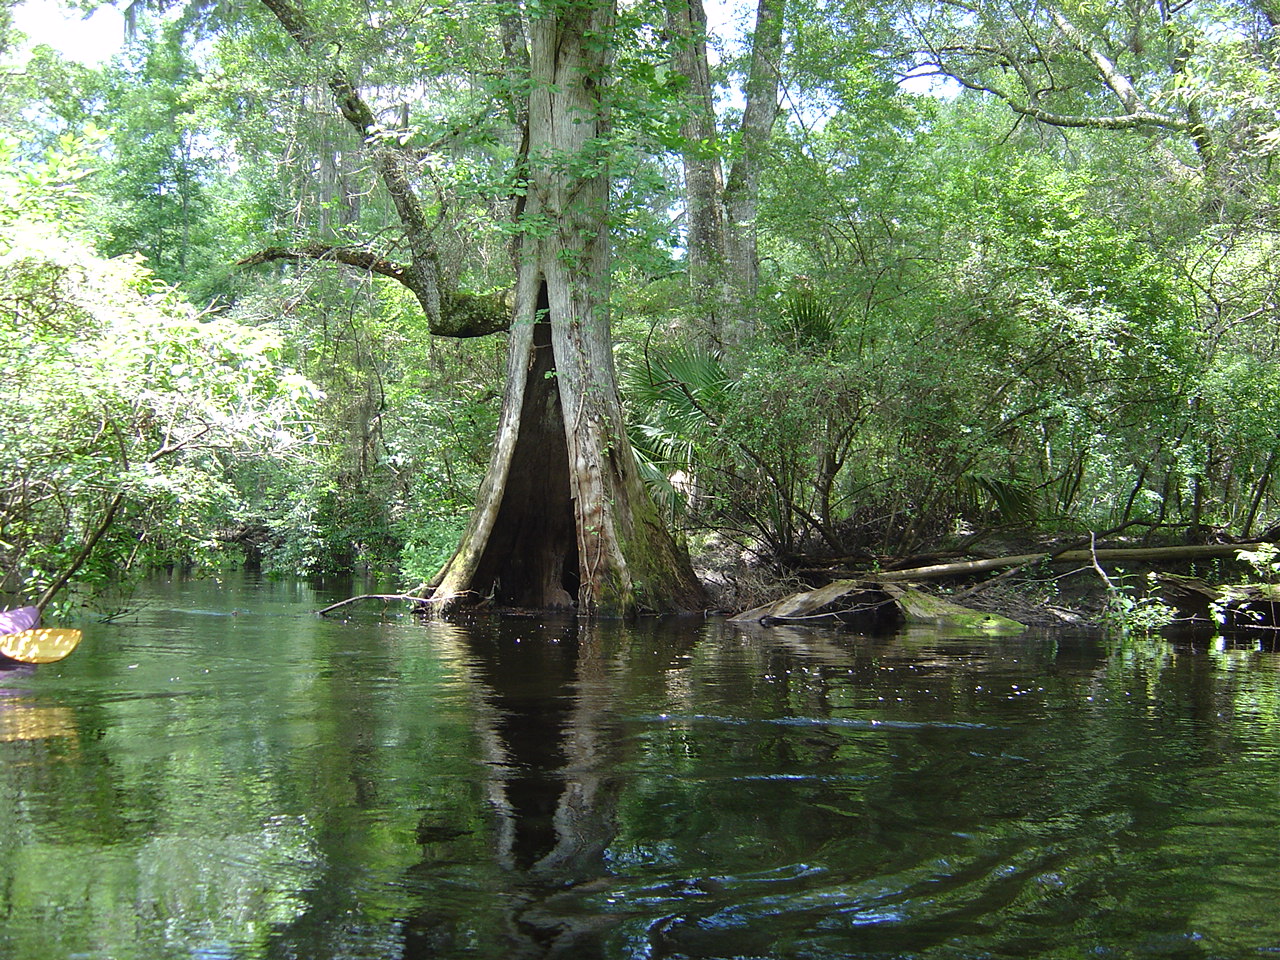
<box><xmin>268</xmin><ymin>619</ymin><xmax>1277</xmax><ymax>959</ymax></box>
<box><xmin>8</xmin><ymin>607</ymin><xmax>1280</xmax><ymax>958</ymax></box>
<box><xmin>401</xmin><ymin>616</ymin><xmax>653</xmax><ymax>959</ymax></box>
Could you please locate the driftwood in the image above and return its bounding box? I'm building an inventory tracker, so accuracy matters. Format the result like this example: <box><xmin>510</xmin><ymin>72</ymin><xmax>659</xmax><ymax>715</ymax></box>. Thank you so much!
<box><xmin>732</xmin><ymin>581</ymin><xmax>893</xmax><ymax>624</ymax></box>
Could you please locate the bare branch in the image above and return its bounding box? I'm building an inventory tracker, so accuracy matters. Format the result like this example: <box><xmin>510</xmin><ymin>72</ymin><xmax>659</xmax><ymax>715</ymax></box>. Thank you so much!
<box><xmin>237</xmin><ymin>244</ymin><xmax>410</xmax><ymax>282</ymax></box>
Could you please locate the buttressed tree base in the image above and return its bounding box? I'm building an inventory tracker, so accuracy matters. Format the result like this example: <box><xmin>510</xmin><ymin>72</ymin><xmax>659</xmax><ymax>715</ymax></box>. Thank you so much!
<box><xmin>426</xmin><ymin>0</ymin><xmax>705</xmax><ymax>617</ymax></box>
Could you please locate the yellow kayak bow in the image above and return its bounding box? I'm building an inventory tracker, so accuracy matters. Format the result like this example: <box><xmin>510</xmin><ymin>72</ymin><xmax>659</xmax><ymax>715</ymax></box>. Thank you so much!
<box><xmin>0</xmin><ymin>628</ymin><xmax>83</xmax><ymax>664</ymax></box>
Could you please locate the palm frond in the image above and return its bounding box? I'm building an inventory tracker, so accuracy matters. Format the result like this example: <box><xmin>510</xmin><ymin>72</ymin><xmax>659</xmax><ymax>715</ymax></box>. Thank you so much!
<box><xmin>623</xmin><ymin>347</ymin><xmax>729</xmax><ymax>516</ymax></box>
<box><xmin>958</xmin><ymin>472</ymin><xmax>1038</xmax><ymax>523</ymax></box>
<box><xmin>784</xmin><ymin>288</ymin><xmax>838</xmax><ymax>344</ymax></box>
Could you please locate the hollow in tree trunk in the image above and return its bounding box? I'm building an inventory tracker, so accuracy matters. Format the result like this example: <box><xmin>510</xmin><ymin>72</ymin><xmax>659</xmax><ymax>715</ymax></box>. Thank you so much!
<box><xmin>428</xmin><ymin>0</ymin><xmax>705</xmax><ymax>616</ymax></box>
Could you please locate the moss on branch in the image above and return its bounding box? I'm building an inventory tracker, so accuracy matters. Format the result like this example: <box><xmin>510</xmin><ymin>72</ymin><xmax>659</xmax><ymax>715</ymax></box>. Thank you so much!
<box><xmin>237</xmin><ymin>244</ymin><xmax>511</xmax><ymax>338</ymax></box>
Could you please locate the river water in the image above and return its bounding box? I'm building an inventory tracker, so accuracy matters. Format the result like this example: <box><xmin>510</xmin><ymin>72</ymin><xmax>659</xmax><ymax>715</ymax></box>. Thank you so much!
<box><xmin>2</xmin><ymin>573</ymin><xmax>1279</xmax><ymax>959</ymax></box>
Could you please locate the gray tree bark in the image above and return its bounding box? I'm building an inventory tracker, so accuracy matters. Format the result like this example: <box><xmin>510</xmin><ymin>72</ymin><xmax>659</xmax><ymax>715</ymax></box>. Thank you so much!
<box><xmin>722</xmin><ymin>0</ymin><xmax>784</xmax><ymax>331</ymax></box>
<box><xmin>665</xmin><ymin>0</ymin><xmax>732</xmax><ymax>348</ymax></box>
<box><xmin>429</xmin><ymin>0</ymin><xmax>705</xmax><ymax>615</ymax></box>
<box><xmin>666</xmin><ymin>0</ymin><xmax>784</xmax><ymax>348</ymax></box>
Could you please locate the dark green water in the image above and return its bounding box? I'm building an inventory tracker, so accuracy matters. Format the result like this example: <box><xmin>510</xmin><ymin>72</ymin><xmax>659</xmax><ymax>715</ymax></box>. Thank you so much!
<box><xmin>2</xmin><ymin>574</ymin><xmax>1279</xmax><ymax>959</ymax></box>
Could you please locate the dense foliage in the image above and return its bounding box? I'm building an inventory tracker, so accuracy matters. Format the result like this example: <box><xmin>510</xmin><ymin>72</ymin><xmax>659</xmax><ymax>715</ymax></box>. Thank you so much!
<box><xmin>0</xmin><ymin>135</ymin><xmax>319</xmax><ymax>610</ymax></box>
<box><xmin>4</xmin><ymin>0</ymin><xmax>1280</xmax><ymax>607</ymax></box>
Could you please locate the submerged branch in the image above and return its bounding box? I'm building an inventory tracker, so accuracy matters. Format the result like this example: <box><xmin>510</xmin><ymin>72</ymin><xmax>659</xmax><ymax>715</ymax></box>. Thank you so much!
<box><xmin>317</xmin><ymin>593</ymin><xmax>432</xmax><ymax>617</ymax></box>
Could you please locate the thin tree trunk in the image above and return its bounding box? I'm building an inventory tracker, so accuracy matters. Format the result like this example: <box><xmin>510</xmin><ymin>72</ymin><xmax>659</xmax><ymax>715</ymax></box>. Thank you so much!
<box><xmin>1243</xmin><ymin>446</ymin><xmax>1278</xmax><ymax>538</ymax></box>
<box><xmin>666</xmin><ymin>0</ymin><xmax>731</xmax><ymax>349</ymax></box>
<box><xmin>36</xmin><ymin>491</ymin><xmax>126</xmax><ymax>612</ymax></box>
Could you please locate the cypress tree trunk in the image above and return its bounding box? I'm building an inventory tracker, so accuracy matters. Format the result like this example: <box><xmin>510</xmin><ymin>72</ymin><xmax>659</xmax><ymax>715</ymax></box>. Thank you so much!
<box><xmin>429</xmin><ymin>0</ymin><xmax>705</xmax><ymax>616</ymax></box>
<box><xmin>722</xmin><ymin>0</ymin><xmax>784</xmax><ymax>328</ymax></box>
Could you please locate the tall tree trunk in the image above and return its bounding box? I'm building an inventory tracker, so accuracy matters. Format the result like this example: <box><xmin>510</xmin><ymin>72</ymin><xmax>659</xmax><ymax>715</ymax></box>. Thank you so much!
<box><xmin>429</xmin><ymin>0</ymin><xmax>705</xmax><ymax>616</ymax></box>
<box><xmin>665</xmin><ymin>0</ymin><xmax>732</xmax><ymax>349</ymax></box>
<box><xmin>667</xmin><ymin>0</ymin><xmax>783</xmax><ymax>348</ymax></box>
<box><xmin>722</xmin><ymin>0</ymin><xmax>784</xmax><ymax>337</ymax></box>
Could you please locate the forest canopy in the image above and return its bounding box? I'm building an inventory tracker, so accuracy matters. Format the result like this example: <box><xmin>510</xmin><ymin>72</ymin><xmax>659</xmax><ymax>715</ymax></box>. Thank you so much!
<box><xmin>3</xmin><ymin>0</ymin><xmax>1280</xmax><ymax>613</ymax></box>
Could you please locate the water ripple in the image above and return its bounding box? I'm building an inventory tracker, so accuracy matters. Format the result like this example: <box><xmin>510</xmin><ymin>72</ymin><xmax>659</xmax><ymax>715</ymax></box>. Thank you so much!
<box><xmin>645</xmin><ymin>713</ymin><xmax>999</xmax><ymax>731</ymax></box>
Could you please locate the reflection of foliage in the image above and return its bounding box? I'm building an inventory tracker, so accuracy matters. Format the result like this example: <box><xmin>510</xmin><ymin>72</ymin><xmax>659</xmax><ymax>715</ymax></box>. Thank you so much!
<box><xmin>0</xmin><ymin>583</ymin><xmax>509</xmax><ymax>958</ymax></box>
<box><xmin>7</xmin><ymin>593</ymin><xmax>1280</xmax><ymax>955</ymax></box>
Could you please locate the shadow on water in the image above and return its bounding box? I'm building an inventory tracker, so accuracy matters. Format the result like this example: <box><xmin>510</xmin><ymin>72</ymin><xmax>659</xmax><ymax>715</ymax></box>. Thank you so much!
<box><xmin>3</xmin><ymin>572</ymin><xmax>1280</xmax><ymax>959</ymax></box>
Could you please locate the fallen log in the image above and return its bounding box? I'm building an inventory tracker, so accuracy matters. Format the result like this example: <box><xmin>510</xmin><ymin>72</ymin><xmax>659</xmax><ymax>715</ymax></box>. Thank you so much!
<box><xmin>732</xmin><ymin>580</ymin><xmax>892</xmax><ymax>624</ymax></box>
<box><xmin>879</xmin><ymin>583</ymin><xmax>1026</xmax><ymax>634</ymax></box>
<box><xmin>873</xmin><ymin>543</ymin><xmax>1266</xmax><ymax>583</ymax></box>
<box><xmin>731</xmin><ymin>542</ymin><xmax>1265</xmax><ymax>632</ymax></box>
<box><xmin>731</xmin><ymin>580</ymin><xmax>1026</xmax><ymax>634</ymax></box>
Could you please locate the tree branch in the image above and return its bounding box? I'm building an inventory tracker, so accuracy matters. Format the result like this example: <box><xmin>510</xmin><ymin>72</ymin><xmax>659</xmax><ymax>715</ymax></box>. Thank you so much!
<box><xmin>316</xmin><ymin>593</ymin><xmax>431</xmax><ymax>616</ymax></box>
<box><xmin>946</xmin><ymin>69</ymin><xmax>1187</xmax><ymax>131</ymax></box>
<box><xmin>238</xmin><ymin>244</ymin><xmax>512</xmax><ymax>338</ymax></box>
<box><xmin>36</xmin><ymin>491</ymin><xmax>125</xmax><ymax>612</ymax></box>
<box><xmin>252</xmin><ymin>0</ymin><xmax>512</xmax><ymax>338</ymax></box>
<box><xmin>1048</xmin><ymin>7</ymin><xmax>1141</xmax><ymax>115</ymax></box>
<box><xmin>237</xmin><ymin>244</ymin><xmax>410</xmax><ymax>282</ymax></box>
<box><xmin>913</xmin><ymin>0</ymin><xmax>1192</xmax><ymax>137</ymax></box>
<box><xmin>1006</xmin><ymin>101</ymin><xmax>1188</xmax><ymax>131</ymax></box>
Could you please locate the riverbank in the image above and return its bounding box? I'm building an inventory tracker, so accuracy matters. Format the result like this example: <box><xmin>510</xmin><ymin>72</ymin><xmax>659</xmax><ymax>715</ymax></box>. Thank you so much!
<box><xmin>697</xmin><ymin>531</ymin><xmax>1272</xmax><ymax>632</ymax></box>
